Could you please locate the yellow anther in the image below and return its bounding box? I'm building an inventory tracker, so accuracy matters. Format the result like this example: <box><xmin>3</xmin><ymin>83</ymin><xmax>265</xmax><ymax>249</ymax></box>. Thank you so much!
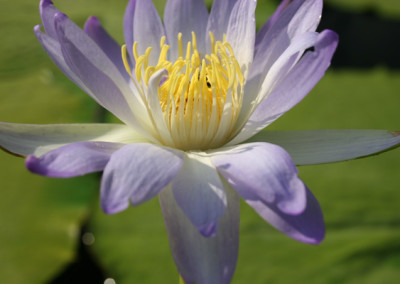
<box><xmin>191</xmin><ymin>32</ymin><xmax>197</xmax><ymax>52</ymax></box>
<box><xmin>178</xmin><ymin>33</ymin><xmax>183</xmax><ymax>58</ymax></box>
<box><xmin>121</xmin><ymin>44</ymin><xmax>132</xmax><ymax>76</ymax></box>
<box><xmin>160</xmin><ymin>36</ymin><xmax>166</xmax><ymax>49</ymax></box>
<box><xmin>143</xmin><ymin>47</ymin><xmax>153</xmax><ymax>70</ymax></box>
<box><xmin>123</xmin><ymin>31</ymin><xmax>244</xmax><ymax>150</ymax></box>
<box><xmin>133</xmin><ymin>42</ymin><xmax>139</xmax><ymax>61</ymax></box>
<box><xmin>185</xmin><ymin>41</ymin><xmax>191</xmax><ymax>61</ymax></box>
<box><xmin>209</xmin><ymin>32</ymin><xmax>216</xmax><ymax>55</ymax></box>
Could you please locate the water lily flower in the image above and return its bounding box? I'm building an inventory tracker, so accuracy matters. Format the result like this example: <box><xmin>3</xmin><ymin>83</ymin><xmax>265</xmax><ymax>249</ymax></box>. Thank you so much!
<box><xmin>1</xmin><ymin>0</ymin><xmax>399</xmax><ymax>283</ymax></box>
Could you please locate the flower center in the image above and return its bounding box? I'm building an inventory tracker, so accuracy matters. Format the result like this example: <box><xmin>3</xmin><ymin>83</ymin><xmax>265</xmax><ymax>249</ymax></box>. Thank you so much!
<box><xmin>122</xmin><ymin>32</ymin><xmax>244</xmax><ymax>150</ymax></box>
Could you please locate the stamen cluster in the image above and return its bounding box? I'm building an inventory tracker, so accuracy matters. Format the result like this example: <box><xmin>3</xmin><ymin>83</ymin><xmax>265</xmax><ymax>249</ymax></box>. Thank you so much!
<box><xmin>123</xmin><ymin>32</ymin><xmax>244</xmax><ymax>150</ymax></box>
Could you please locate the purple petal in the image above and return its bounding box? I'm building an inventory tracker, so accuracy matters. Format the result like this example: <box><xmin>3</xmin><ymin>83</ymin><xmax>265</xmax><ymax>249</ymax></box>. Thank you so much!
<box><xmin>25</xmin><ymin>142</ymin><xmax>122</xmax><ymax>178</ymax></box>
<box><xmin>245</xmin><ymin>186</ymin><xmax>325</xmax><ymax>244</ymax></box>
<box><xmin>226</xmin><ymin>0</ymin><xmax>257</xmax><ymax>75</ymax></box>
<box><xmin>171</xmin><ymin>153</ymin><xmax>227</xmax><ymax>237</ymax></box>
<box><xmin>248</xmin><ymin>130</ymin><xmax>400</xmax><ymax>165</ymax></box>
<box><xmin>100</xmin><ymin>143</ymin><xmax>183</xmax><ymax>214</ymax></box>
<box><xmin>54</xmin><ymin>13</ymin><xmax>142</xmax><ymax>129</ymax></box>
<box><xmin>206</xmin><ymin>0</ymin><xmax>237</xmax><ymax>42</ymax></box>
<box><xmin>159</xmin><ymin>182</ymin><xmax>239</xmax><ymax>284</ymax></box>
<box><xmin>34</xmin><ymin>25</ymin><xmax>89</xmax><ymax>93</ymax></box>
<box><xmin>250</xmin><ymin>0</ymin><xmax>323</xmax><ymax>82</ymax></box>
<box><xmin>123</xmin><ymin>0</ymin><xmax>137</xmax><ymax>65</ymax></box>
<box><xmin>0</xmin><ymin>122</ymin><xmax>140</xmax><ymax>157</ymax></box>
<box><xmin>255</xmin><ymin>0</ymin><xmax>293</xmax><ymax>55</ymax></box>
<box><xmin>211</xmin><ymin>143</ymin><xmax>306</xmax><ymax>215</ymax></box>
<box><xmin>84</xmin><ymin>16</ymin><xmax>130</xmax><ymax>81</ymax></box>
<box><xmin>133</xmin><ymin>0</ymin><xmax>165</xmax><ymax>65</ymax></box>
<box><xmin>231</xmin><ymin>29</ymin><xmax>338</xmax><ymax>144</ymax></box>
<box><xmin>164</xmin><ymin>0</ymin><xmax>208</xmax><ymax>60</ymax></box>
<box><xmin>39</xmin><ymin>0</ymin><xmax>59</xmax><ymax>38</ymax></box>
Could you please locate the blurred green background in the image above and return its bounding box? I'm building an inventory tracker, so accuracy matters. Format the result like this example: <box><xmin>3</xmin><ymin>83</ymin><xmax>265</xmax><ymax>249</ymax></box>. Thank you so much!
<box><xmin>0</xmin><ymin>0</ymin><xmax>399</xmax><ymax>283</ymax></box>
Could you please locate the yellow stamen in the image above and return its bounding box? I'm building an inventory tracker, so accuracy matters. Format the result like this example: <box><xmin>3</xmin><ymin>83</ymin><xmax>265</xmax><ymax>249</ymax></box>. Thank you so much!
<box><xmin>124</xmin><ymin>32</ymin><xmax>244</xmax><ymax>150</ymax></box>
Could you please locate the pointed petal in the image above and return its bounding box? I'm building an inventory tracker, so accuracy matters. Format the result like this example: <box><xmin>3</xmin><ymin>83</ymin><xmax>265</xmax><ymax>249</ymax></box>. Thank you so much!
<box><xmin>211</xmin><ymin>143</ymin><xmax>306</xmax><ymax>215</ymax></box>
<box><xmin>159</xmin><ymin>181</ymin><xmax>239</xmax><ymax>284</ymax></box>
<box><xmin>245</xmin><ymin>186</ymin><xmax>325</xmax><ymax>244</ymax></box>
<box><xmin>230</xmin><ymin>30</ymin><xmax>338</xmax><ymax>145</ymax></box>
<box><xmin>255</xmin><ymin>0</ymin><xmax>293</xmax><ymax>54</ymax></box>
<box><xmin>172</xmin><ymin>153</ymin><xmax>227</xmax><ymax>237</ymax></box>
<box><xmin>0</xmin><ymin>122</ymin><xmax>144</xmax><ymax>157</ymax></box>
<box><xmin>250</xmin><ymin>0</ymin><xmax>323</xmax><ymax>81</ymax></box>
<box><xmin>26</xmin><ymin>141</ymin><xmax>122</xmax><ymax>178</ymax></box>
<box><xmin>39</xmin><ymin>0</ymin><xmax>59</xmax><ymax>38</ymax></box>
<box><xmin>164</xmin><ymin>0</ymin><xmax>208</xmax><ymax>60</ymax></box>
<box><xmin>207</xmin><ymin>0</ymin><xmax>237</xmax><ymax>42</ymax></box>
<box><xmin>133</xmin><ymin>0</ymin><xmax>165</xmax><ymax>65</ymax></box>
<box><xmin>226</xmin><ymin>0</ymin><xmax>257</xmax><ymax>76</ymax></box>
<box><xmin>123</xmin><ymin>0</ymin><xmax>137</xmax><ymax>64</ymax></box>
<box><xmin>34</xmin><ymin>25</ymin><xmax>89</xmax><ymax>94</ymax></box>
<box><xmin>54</xmin><ymin>13</ymin><xmax>148</xmax><ymax>129</ymax></box>
<box><xmin>248</xmin><ymin>130</ymin><xmax>400</xmax><ymax>165</ymax></box>
<box><xmin>100</xmin><ymin>144</ymin><xmax>183</xmax><ymax>214</ymax></box>
<box><xmin>84</xmin><ymin>16</ymin><xmax>130</xmax><ymax>81</ymax></box>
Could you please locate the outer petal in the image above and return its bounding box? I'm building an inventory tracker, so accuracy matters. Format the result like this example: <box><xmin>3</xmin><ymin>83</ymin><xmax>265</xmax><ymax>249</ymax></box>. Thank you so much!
<box><xmin>211</xmin><ymin>143</ymin><xmax>306</xmax><ymax>215</ymax></box>
<box><xmin>245</xmin><ymin>186</ymin><xmax>325</xmax><ymax>244</ymax></box>
<box><xmin>123</xmin><ymin>0</ymin><xmax>137</xmax><ymax>64</ymax></box>
<box><xmin>54</xmin><ymin>13</ymin><xmax>153</xmax><ymax>133</ymax></box>
<box><xmin>133</xmin><ymin>0</ymin><xmax>165</xmax><ymax>66</ymax></box>
<box><xmin>172</xmin><ymin>153</ymin><xmax>227</xmax><ymax>237</ymax></box>
<box><xmin>164</xmin><ymin>0</ymin><xmax>208</xmax><ymax>60</ymax></box>
<box><xmin>206</xmin><ymin>0</ymin><xmax>237</xmax><ymax>43</ymax></box>
<box><xmin>225</xmin><ymin>0</ymin><xmax>257</xmax><ymax>77</ymax></box>
<box><xmin>0</xmin><ymin>122</ymin><xmax>144</xmax><ymax>157</ymax></box>
<box><xmin>255</xmin><ymin>0</ymin><xmax>293</xmax><ymax>54</ymax></box>
<box><xmin>248</xmin><ymin>130</ymin><xmax>400</xmax><ymax>165</ymax></box>
<box><xmin>84</xmin><ymin>16</ymin><xmax>130</xmax><ymax>81</ymax></box>
<box><xmin>26</xmin><ymin>142</ymin><xmax>122</xmax><ymax>178</ymax></box>
<box><xmin>100</xmin><ymin>143</ymin><xmax>183</xmax><ymax>214</ymax></box>
<box><xmin>250</xmin><ymin>0</ymin><xmax>323</xmax><ymax>80</ymax></box>
<box><xmin>229</xmin><ymin>30</ymin><xmax>338</xmax><ymax>145</ymax></box>
<box><xmin>159</xmin><ymin>180</ymin><xmax>239</xmax><ymax>284</ymax></box>
<box><xmin>34</xmin><ymin>25</ymin><xmax>89</xmax><ymax>94</ymax></box>
<box><xmin>39</xmin><ymin>0</ymin><xmax>59</xmax><ymax>38</ymax></box>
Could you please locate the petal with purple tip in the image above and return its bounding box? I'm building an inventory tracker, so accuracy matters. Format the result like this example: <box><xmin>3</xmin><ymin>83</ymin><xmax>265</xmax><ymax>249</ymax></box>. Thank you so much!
<box><xmin>230</xmin><ymin>29</ymin><xmax>338</xmax><ymax>145</ymax></box>
<box><xmin>34</xmin><ymin>25</ymin><xmax>89</xmax><ymax>94</ymax></box>
<box><xmin>250</xmin><ymin>0</ymin><xmax>323</xmax><ymax>80</ymax></box>
<box><xmin>39</xmin><ymin>0</ymin><xmax>59</xmax><ymax>38</ymax></box>
<box><xmin>164</xmin><ymin>0</ymin><xmax>208</xmax><ymax>60</ymax></box>
<box><xmin>245</xmin><ymin>186</ymin><xmax>325</xmax><ymax>244</ymax></box>
<box><xmin>133</xmin><ymin>0</ymin><xmax>165</xmax><ymax>66</ymax></box>
<box><xmin>123</xmin><ymin>0</ymin><xmax>137</xmax><ymax>64</ymax></box>
<box><xmin>171</xmin><ymin>153</ymin><xmax>227</xmax><ymax>237</ymax></box>
<box><xmin>248</xmin><ymin>129</ymin><xmax>400</xmax><ymax>165</ymax></box>
<box><xmin>206</xmin><ymin>0</ymin><xmax>237</xmax><ymax>43</ymax></box>
<box><xmin>159</xmin><ymin>180</ymin><xmax>239</xmax><ymax>284</ymax></box>
<box><xmin>26</xmin><ymin>141</ymin><xmax>122</xmax><ymax>178</ymax></box>
<box><xmin>0</xmin><ymin>122</ymin><xmax>145</xmax><ymax>157</ymax></box>
<box><xmin>226</xmin><ymin>0</ymin><xmax>257</xmax><ymax>76</ymax></box>
<box><xmin>211</xmin><ymin>143</ymin><xmax>306</xmax><ymax>215</ymax></box>
<box><xmin>255</xmin><ymin>0</ymin><xmax>293</xmax><ymax>54</ymax></box>
<box><xmin>100</xmin><ymin>143</ymin><xmax>183</xmax><ymax>214</ymax></box>
<box><xmin>84</xmin><ymin>16</ymin><xmax>130</xmax><ymax>81</ymax></box>
<box><xmin>54</xmin><ymin>13</ymin><xmax>150</xmax><ymax>131</ymax></box>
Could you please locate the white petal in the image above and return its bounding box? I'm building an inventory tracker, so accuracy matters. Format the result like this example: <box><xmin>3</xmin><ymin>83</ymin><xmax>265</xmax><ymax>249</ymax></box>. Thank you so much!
<box><xmin>159</xmin><ymin>180</ymin><xmax>239</xmax><ymax>284</ymax></box>
<box><xmin>248</xmin><ymin>129</ymin><xmax>400</xmax><ymax>165</ymax></box>
<box><xmin>171</xmin><ymin>153</ymin><xmax>227</xmax><ymax>237</ymax></box>
<box><xmin>0</xmin><ymin>122</ymin><xmax>146</xmax><ymax>157</ymax></box>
